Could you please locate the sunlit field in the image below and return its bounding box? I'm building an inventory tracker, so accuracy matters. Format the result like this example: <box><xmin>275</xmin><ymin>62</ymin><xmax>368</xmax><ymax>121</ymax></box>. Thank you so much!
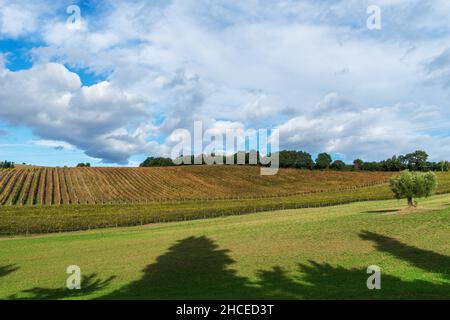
<box><xmin>1</xmin><ymin>194</ymin><xmax>448</xmax><ymax>300</ymax></box>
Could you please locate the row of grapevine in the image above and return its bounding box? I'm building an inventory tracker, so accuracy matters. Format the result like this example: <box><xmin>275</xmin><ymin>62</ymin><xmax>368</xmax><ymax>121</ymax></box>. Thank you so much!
<box><xmin>0</xmin><ymin>167</ymin><xmax>396</xmax><ymax>206</ymax></box>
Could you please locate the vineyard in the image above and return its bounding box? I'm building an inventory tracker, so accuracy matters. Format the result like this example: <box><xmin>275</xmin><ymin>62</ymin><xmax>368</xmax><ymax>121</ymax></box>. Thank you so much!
<box><xmin>0</xmin><ymin>166</ymin><xmax>396</xmax><ymax>206</ymax></box>
<box><xmin>1</xmin><ymin>167</ymin><xmax>450</xmax><ymax>234</ymax></box>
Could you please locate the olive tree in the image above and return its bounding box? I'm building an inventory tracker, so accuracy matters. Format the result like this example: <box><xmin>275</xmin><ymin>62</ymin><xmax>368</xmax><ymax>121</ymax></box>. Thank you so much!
<box><xmin>390</xmin><ymin>171</ymin><xmax>438</xmax><ymax>207</ymax></box>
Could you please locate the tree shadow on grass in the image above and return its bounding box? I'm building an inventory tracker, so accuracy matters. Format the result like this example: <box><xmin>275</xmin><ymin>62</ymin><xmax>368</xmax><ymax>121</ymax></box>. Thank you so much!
<box><xmin>0</xmin><ymin>264</ymin><xmax>19</xmax><ymax>278</ymax></box>
<box><xmin>102</xmin><ymin>236</ymin><xmax>254</xmax><ymax>299</ymax></box>
<box><xmin>359</xmin><ymin>231</ymin><xmax>450</xmax><ymax>279</ymax></box>
<box><xmin>364</xmin><ymin>209</ymin><xmax>400</xmax><ymax>214</ymax></box>
<box><xmin>254</xmin><ymin>231</ymin><xmax>449</xmax><ymax>299</ymax></box>
<box><xmin>100</xmin><ymin>234</ymin><xmax>450</xmax><ymax>300</ymax></box>
<box><xmin>9</xmin><ymin>273</ymin><xmax>116</xmax><ymax>300</ymax></box>
<box><xmin>258</xmin><ymin>260</ymin><xmax>449</xmax><ymax>300</ymax></box>
<box><xmin>9</xmin><ymin>233</ymin><xmax>450</xmax><ymax>300</ymax></box>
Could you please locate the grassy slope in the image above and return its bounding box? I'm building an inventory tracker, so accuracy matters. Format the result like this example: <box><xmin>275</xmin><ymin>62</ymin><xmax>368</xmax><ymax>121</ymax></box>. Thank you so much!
<box><xmin>0</xmin><ymin>195</ymin><xmax>448</xmax><ymax>300</ymax></box>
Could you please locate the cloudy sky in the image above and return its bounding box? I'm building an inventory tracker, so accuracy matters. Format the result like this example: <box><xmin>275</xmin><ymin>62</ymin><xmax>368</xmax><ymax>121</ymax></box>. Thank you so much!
<box><xmin>1</xmin><ymin>0</ymin><xmax>450</xmax><ymax>166</ymax></box>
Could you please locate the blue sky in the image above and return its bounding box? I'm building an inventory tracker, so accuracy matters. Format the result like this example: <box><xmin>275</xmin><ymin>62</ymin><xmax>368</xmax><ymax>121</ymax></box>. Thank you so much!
<box><xmin>1</xmin><ymin>0</ymin><xmax>450</xmax><ymax>166</ymax></box>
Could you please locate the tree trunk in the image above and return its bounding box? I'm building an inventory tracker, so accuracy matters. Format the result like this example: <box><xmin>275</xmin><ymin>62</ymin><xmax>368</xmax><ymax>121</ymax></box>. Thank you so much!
<box><xmin>407</xmin><ymin>197</ymin><xmax>414</xmax><ymax>207</ymax></box>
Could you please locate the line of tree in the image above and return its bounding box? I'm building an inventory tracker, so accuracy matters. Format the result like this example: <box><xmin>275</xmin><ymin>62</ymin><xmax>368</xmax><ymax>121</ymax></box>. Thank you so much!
<box><xmin>276</xmin><ymin>150</ymin><xmax>449</xmax><ymax>172</ymax></box>
<box><xmin>140</xmin><ymin>152</ymin><xmax>266</xmax><ymax>167</ymax></box>
<box><xmin>140</xmin><ymin>157</ymin><xmax>175</xmax><ymax>167</ymax></box>
<box><xmin>141</xmin><ymin>152</ymin><xmax>279</xmax><ymax>168</ymax></box>
<box><xmin>0</xmin><ymin>160</ymin><xmax>15</xmax><ymax>169</ymax></box>
<box><xmin>355</xmin><ymin>150</ymin><xmax>449</xmax><ymax>172</ymax></box>
<box><xmin>280</xmin><ymin>150</ymin><xmax>449</xmax><ymax>172</ymax></box>
<box><xmin>139</xmin><ymin>150</ymin><xmax>449</xmax><ymax>172</ymax></box>
<box><xmin>76</xmin><ymin>163</ymin><xmax>91</xmax><ymax>168</ymax></box>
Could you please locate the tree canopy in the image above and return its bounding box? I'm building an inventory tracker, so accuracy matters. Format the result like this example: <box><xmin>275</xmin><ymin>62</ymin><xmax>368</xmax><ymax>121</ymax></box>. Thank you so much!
<box><xmin>76</xmin><ymin>163</ymin><xmax>91</xmax><ymax>167</ymax></box>
<box><xmin>277</xmin><ymin>151</ymin><xmax>314</xmax><ymax>169</ymax></box>
<box><xmin>331</xmin><ymin>160</ymin><xmax>346</xmax><ymax>170</ymax></box>
<box><xmin>315</xmin><ymin>153</ymin><xmax>332</xmax><ymax>169</ymax></box>
<box><xmin>138</xmin><ymin>149</ymin><xmax>448</xmax><ymax>173</ymax></box>
<box><xmin>0</xmin><ymin>160</ymin><xmax>14</xmax><ymax>169</ymax></box>
<box><xmin>140</xmin><ymin>157</ymin><xmax>175</xmax><ymax>167</ymax></box>
<box><xmin>390</xmin><ymin>171</ymin><xmax>438</xmax><ymax>206</ymax></box>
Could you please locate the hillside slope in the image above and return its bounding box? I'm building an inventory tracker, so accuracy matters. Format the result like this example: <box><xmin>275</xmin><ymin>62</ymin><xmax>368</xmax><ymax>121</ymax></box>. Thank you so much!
<box><xmin>0</xmin><ymin>166</ymin><xmax>394</xmax><ymax>206</ymax></box>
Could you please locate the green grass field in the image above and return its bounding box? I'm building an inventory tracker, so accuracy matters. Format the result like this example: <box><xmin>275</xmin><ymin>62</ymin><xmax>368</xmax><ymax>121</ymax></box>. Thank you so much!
<box><xmin>1</xmin><ymin>194</ymin><xmax>448</xmax><ymax>300</ymax></box>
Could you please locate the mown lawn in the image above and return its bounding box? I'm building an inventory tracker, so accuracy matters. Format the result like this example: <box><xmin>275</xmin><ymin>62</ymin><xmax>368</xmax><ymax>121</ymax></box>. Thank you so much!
<box><xmin>0</xmin><ymin>195</ymin><xmax>448</xmax><ymax>300</ymax></box>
